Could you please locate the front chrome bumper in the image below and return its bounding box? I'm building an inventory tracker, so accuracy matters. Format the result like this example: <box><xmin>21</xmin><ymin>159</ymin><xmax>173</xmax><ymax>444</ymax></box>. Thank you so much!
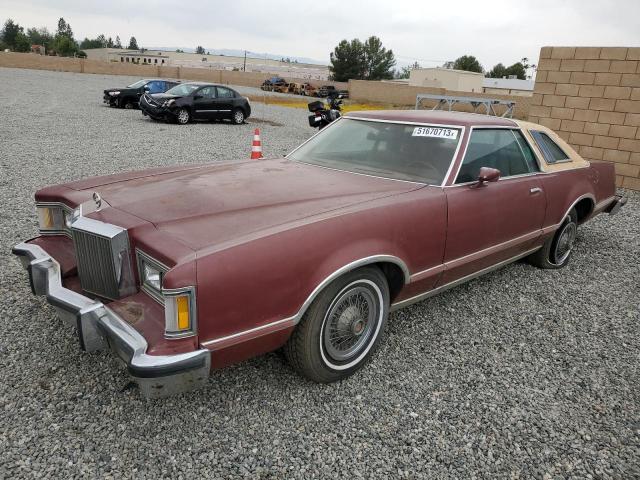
<box><xmin>12</xmin><ymin>242</ymin><xmax>211</xmax><ymax>399</ymax></box>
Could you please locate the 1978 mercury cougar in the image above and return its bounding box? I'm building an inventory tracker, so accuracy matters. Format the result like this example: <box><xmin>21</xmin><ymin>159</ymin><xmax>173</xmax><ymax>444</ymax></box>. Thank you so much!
<box><xmin>13</xmin><ymin>111</ymin><xmax>626</xmax><ymax>398</ymax></box>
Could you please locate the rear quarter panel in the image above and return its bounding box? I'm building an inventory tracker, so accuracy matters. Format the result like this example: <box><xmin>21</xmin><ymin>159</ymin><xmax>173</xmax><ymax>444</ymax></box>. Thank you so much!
<box><xmin>540</xmin><ymin>167</ymin><xmax>593</xmax><ymax>228</ymax></box>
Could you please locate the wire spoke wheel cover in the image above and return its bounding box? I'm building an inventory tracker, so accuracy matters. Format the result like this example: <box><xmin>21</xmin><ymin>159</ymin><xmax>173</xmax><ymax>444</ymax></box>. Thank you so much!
<box><xmin>320</xmin><ymin>280</ymin><xmax>383</xmax><ymax>370</ymax></box>
<box><xmin>553</xmin><ymin>219</ymin><xmax>577</xmax><ymax>265</ymax></box>
<box><xmin>233</xmin><ymin>110</ymin><xmax>244</xmax><ymax>124</ymax></box>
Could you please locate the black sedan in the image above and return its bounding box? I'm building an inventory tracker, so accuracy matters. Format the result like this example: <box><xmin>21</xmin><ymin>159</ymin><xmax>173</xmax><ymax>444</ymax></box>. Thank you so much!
<box><xmin>103</xmin><ymin>79</ymin><xmax>180</xmax><ymax>109</ymax></box>
<box><xmin>139</xmin><ymin>82</ymin><xmax>251</xmax><ymax>125</ymax></box>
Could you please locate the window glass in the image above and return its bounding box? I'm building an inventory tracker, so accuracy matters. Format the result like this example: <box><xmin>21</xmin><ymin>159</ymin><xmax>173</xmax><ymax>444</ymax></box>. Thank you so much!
<box><xmin>512</xmin><ymin>130</ymin><xmax>539</xmax><ymax>172</ymax></box>
<box><xmin>146</xmin><ymin>81</ymin><xmax>165</xmax><ymax>93</ymax></box>
<box><xmin>166</xmin><ymin>84</ymin><xmax>200</xmax><ymax>96</ymax></box>
<box><xmin>455</xmin><ymin>129</ymin><xmax>533</xmax><ymax>184</ymax></box>
<box><xmin>198</xmin><ymin>86</ymin><xmax>216</xmax><ymax>98</ymax></box>
<box><xmin>127</xmin><ymin>79</ymin><xmax>147</xmax><ymax>88</ymax></box>
<box><xmin>216</xmin><ymin>87</ymin><xmax>235</xmax><ymax>98</ymax></box>
<box><xmin>288</xmin><ymin>118</ymin><xmax>461</xmax><ymax>184</ymax></box>
<box><xmin>530</xmin><ymin>130</ymin><xmax>569</xmax><ymax>163</ymax></box>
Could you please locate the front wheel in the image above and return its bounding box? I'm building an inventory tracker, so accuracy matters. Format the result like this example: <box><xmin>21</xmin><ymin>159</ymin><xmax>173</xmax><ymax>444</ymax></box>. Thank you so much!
<box><xmin>284</xmin><ymin>266</ymin><xmax>389</xmax><ymax>383</ymax></box>
<box><xmin>232</xmin><ymin>108</ymin><xmax>245</xmax><ymax>125</ymax></box>
<box><xmin>176</xmin><ymin>108</ymin><xmax>191</xmax><ymax>125</ymax></box>
<box><xmin>528</xmin><ymin>209</ymin><xmax>578</xmax><ymax>269</ymax></box>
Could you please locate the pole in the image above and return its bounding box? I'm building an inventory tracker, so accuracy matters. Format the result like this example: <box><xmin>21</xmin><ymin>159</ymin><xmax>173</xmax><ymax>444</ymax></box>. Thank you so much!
<box><xmin>243</xmin><ymin>50</ymin><xmax>247</xmax><ymax>72</ymax></box>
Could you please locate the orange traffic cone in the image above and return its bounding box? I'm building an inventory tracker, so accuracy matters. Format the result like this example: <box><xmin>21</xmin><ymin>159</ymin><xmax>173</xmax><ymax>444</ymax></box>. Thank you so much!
<box><xmin>251</xmin><ymin>128</ymin><xmax>263</xmax><ymax>159</ymax></box>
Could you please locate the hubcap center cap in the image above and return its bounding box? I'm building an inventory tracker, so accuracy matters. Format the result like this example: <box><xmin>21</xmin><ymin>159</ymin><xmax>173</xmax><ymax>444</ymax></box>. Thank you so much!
<box><xmin>351</xmin><ymin>319</ymin><xmax>365</xmax><ymax>336</ymax></box>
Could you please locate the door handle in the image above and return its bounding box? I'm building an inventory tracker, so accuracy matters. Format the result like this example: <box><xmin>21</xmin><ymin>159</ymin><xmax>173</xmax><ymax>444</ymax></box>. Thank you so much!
<box><xmin>530</xmin><ymin>187</ymin><xmax>542</xmax><ymax>194</ymax></box>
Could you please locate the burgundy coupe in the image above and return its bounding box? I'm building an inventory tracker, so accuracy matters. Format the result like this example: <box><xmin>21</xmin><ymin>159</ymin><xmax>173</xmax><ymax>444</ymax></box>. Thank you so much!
<box><xmin>13</xmin><ymin>111</ymin><xmax>626</xmax><ymax>397</ymax></box>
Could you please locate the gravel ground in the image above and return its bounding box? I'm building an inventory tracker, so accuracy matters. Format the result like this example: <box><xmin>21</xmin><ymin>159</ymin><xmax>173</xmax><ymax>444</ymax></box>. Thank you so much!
<box><xmin>1</xmin><ymin>67</ymin><xmax>639</xmax><ymax>479</ymax></box>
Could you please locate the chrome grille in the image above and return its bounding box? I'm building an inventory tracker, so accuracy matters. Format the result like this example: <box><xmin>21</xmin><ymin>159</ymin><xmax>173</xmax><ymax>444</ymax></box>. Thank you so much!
<box><xmin>71</xmin><ymin>217</ymin><xmax>136</xmax><ymax>300</ymax></box>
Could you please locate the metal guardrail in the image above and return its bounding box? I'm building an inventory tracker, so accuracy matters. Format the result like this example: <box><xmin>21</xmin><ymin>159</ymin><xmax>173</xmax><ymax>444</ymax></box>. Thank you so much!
<box><xmin>415</xmin><ymin>93</ymin><xmax>516</xmax><ymax>118</ymax></box>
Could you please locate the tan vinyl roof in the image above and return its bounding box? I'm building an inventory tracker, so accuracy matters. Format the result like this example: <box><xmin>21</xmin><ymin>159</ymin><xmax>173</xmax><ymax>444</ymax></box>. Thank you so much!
<box><xmin>513</xmin><ymin>119</ymin><xmax>589</xmax><ymax>172</ymax></box>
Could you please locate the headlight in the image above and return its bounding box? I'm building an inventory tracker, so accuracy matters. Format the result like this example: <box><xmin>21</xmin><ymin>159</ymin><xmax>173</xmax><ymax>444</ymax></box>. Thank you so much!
<box><xmin>36</xmin><ymin>203</ymin><xmax>75</xmax><ymax>235</ymax></box>
<box><xmin>136</xmin><ymin>250</ymin><xmax>196</xmax><ymax>338</ymax></box>
<box><xmin>109</xmin><ymin>91</ymin><xmax>120</xmax><ymax>96</ymax></box>
<box><xmin>136</xmin><ymin>250</ymin><xmax>167</xmax><ymax>302</ymax></box>
<box><xmin>143</xmin><ymin>263</ymin><xmax>162</xmax><ymax>290</ymax></box>
<box><xmin>164</xmin><ymin>287</ymin><xmax>196</xmax><ymax>338</ymax></box>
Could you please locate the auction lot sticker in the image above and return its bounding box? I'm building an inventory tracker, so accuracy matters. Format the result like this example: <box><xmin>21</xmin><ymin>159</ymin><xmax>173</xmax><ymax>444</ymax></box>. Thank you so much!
<box><xmin>412</xmin><ymin>126</ymin><xmax>458</xmax><ymax>139</ymax></box>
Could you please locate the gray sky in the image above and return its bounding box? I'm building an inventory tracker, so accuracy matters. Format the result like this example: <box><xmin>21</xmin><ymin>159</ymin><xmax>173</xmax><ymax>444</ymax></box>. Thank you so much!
<box><xmin>2</xmin><ymin>0</ymin><xmax>639</xmax><ymax>69</ymax></box>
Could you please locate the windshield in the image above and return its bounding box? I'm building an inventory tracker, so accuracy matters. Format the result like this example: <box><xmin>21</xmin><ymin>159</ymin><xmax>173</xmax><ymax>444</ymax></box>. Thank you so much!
<box><xmin>127</xmin><ymin>80</ymin><xmax>148</xmax><ymax>88</ymax></box>
<box><xmin>165</xmin><ymin>84</ymin><xmax>201</xmax><ymax>96</ymax></box>
<box><xmin>288</xmin><ymin>118</ymin><xmax>462</xmax><ymax>184</ymax></box>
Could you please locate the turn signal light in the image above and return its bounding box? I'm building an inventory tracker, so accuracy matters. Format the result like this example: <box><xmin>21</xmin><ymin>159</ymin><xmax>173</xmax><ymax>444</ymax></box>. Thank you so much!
<box><xmin>176</xmin><ymin>296</ymin><xmax>190</xmax><ymax>330</ymax></box>
<box><xmin>164</xmin><ymin>289</ymin><xmax>196</xmax><ymax>338</ymax></box>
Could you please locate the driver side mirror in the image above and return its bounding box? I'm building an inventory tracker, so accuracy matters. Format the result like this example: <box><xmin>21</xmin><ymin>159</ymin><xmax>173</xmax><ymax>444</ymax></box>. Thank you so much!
<box><xmin>143</xmin><ymin>86</ymin><xmax>150</xmax><ymax>92</ymax></box>
<box><xmin>476</xmin><ymin>167</ymin><xmax>501</xmax><ymax>186</ymax></box>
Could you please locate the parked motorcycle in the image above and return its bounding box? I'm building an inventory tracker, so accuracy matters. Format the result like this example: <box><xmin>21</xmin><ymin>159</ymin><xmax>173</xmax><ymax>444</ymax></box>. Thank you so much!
<box><xmin>307</xmin><ymin>95</ymin><xmax>342</xmax><ymax>130</ymax></box>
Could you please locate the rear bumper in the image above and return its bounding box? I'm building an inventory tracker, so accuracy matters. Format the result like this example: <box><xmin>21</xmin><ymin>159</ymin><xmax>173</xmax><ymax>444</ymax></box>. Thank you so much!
<box><xmin>605</xmin><ymin>195</ymin><xmax>627</xmax><ymax>216</ymax></box>
<box><xmin>12</xmin><ymin>242</ymin><xmax>211</xmax><ymax>398</ymax></box>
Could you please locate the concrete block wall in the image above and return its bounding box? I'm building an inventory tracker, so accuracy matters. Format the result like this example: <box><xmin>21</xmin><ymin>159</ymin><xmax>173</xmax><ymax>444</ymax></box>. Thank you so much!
<box><xmin>529</xmin><ymin>46</ymin><xmax>640</xmax><ymax>190</ymax></box>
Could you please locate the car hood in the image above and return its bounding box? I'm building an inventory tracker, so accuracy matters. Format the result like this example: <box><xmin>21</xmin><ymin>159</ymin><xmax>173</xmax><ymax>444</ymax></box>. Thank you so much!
<box><xmin>71</xmin><ymin>158</ymin><xmax>421</xmax><ymax>251</ymax></box>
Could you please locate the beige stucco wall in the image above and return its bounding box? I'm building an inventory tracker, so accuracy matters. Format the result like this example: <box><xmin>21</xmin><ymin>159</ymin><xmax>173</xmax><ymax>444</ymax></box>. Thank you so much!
<box><xmin>0</xmin><ymin>52</ymin><xmax>347</xmax><ymax>89</ymax></box>
<box><xmin>529</xmin><ymin>46</ymin><xmax>640</xmax><ymax>190</ymax></box>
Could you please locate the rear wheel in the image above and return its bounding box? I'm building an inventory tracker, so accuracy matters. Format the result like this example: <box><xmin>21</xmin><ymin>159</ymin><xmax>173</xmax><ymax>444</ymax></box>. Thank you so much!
<box><xmin>232</xmin><ymin>108</ymin><xmax>245</xmax><ymax>125</ymax></box>
<box><xmin>284</xmin><ymin>266</ymin><xmax>389</xmax><ymax>383</ymax></box>
<box><xmin>176</xmin><ymin>108</ymin><xmax>191</xmax><ymax>125</ymax></box>
<box><xmin>528</xmin><ymin>209</ymin><xmax>578</xmax><ymax>269</ymax></box>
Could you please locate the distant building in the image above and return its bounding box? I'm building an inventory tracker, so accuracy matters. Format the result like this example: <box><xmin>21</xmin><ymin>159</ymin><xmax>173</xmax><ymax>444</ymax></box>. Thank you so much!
<box><xmin>81</xmin><ymin>48</ymin><xmax>330</xmax><ymax>80</ymax></box>
<box><xmin>30</xmin><ymin>44</ymin><xmax>45</xmax><ymax>55</ymax></box>
<box><xmin>408</xmin><ymin>67</ymin><xmax>533</xmax><ymax>97</ymax></box>
<box><xmin>482</xmin><ymin>77</ymin><xmax>534</xmax><ymax>96</ymax></box>
<box><xmin>409</xmin><ymin>68</ymin><xmax>484</xmax><ymax>93</ymax></box>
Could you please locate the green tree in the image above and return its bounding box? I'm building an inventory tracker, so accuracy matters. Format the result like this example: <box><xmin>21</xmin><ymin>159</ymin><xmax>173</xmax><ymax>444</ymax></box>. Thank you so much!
<box><xmin>329</xmin><ymin>36</ymin><xmax>396</xmax><ymax>81</ymax></box>
<box><xmin>14</xmin><ymin>32</ymin><xmax>31</xmax><ymax>52</ymax></box>
<box><xmin>52</xmin><ymin>17</ymin><xmax>77</xmax><ymax>56</ymax></box>
<box><xmin>114</xmin><ymin>35</ymin><xmax>122</xmax><ymax>48</ymax></box>
<box><xmin>330</xmin><ymin>38</ymin><xmax>365</xmax><ymax>81</ymax></box>
<box><xmin>26</xmin><ymin>27</ymin><xmax>53</xmax><ymax>48</ymax></box>
<box><xmin>53</xmin><ymin>35</ymin><xmax>77</xmax><ymax>56</ymax></box>
<box><xmin>56</xmin><ymin>17</ymin><xmax>73</xmax><ymax>38</ymax></box>
<box><xmin>127</xmin><ymin>36</ymin><xmax>138</xmax><ymax>50</ymax></box>
<box><xmin>79</xmin><ymin>35</ymin><xmax>106</xmax><ymax>49</ymax></box>
<box><xmin>504</xmin><ymin>62</ymin><xmax>526</xmax><ymax>80</ymax></box>
<box><xmin>486</xmin><ymin>62</ymin><xmax>507</xmax><ymax>78</ymax></box>
<box><xmin>362</xmin><ymin>36</ymin><xmax>396</xmax><ymax>80</ymax></box>
<box><xmin>1</xmin><ymin>19</ymin><xmax>24</xmax><ymax>50</ymax></box>
<box><xmin>452</xmin><ymin>55</ymin><xmax>483</xmax><ymax>73</ymax></box>
<box><xmin>195</xmin><ymin>45</ymin><xmax>205</xmax><ymax>54</ymax></box>
<box><xmin>396</xmin><ymin>61</ymin><xmax>420</xmax><ymax>79</ymax></box>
